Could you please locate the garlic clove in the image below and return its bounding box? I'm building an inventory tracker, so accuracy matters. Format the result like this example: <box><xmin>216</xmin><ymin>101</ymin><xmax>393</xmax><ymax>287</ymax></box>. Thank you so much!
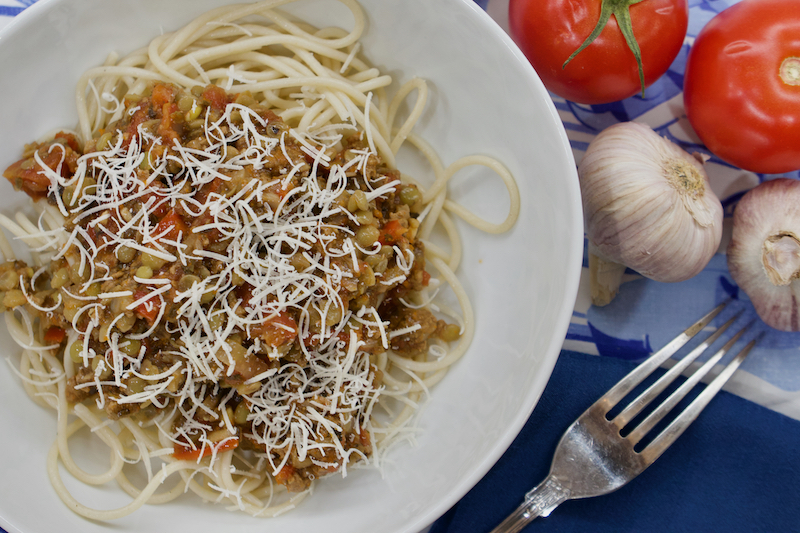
<box><xmin>728</xmin><ymin>178</ymin><xmax>800</xmax><ymax>331</ymax></box>
<box><xmin>579</xmin><ymin>122</ymin><xmax>723</xmax><ymax>306</ymax></box>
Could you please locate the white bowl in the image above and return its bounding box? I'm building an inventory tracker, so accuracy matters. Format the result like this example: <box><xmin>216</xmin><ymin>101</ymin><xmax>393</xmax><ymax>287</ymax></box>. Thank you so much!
<box><xmin>0</xmin><ymin>0</ymin><xmax>582</xmax><ymax>532</ymax></box>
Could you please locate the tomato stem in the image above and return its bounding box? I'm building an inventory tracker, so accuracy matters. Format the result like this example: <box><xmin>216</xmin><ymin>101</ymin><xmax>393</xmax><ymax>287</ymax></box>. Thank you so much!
<box><xmin>562</xmin><ymin>0</ymin><xmax>647</xmax><ymax>98</ymax></box>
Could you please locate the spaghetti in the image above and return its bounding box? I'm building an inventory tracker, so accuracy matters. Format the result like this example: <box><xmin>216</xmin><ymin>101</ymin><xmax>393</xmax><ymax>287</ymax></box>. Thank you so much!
<box><xmin>0</xmin><ymin>0</ymin><xmax>520</xmax><ymax>520</ymax></box>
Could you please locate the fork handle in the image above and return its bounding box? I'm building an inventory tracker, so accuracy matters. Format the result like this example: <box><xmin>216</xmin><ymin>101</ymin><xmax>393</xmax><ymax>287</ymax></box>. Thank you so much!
<box><xmin>488</xmin><ymin>476</ymin><xmax>570</xmax><ymax>533</ymax></box>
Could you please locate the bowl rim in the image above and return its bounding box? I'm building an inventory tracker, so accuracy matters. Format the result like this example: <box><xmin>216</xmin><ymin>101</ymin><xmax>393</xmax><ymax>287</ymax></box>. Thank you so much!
<box><xmin>404</xmin><ymin>0</ymin><xmax>583</xmax><ymax>530</ymax></box>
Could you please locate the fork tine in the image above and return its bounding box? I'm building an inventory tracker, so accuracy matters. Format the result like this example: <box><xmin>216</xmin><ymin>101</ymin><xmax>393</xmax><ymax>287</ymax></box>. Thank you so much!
<box><xmin>627</xmin><ymin>322</ymin><xmax>752</xmax><ymax>445</ymax></box>
<box><xmin>599</xmin><ymin>301</ymin><xmax>728</xmax><ymax>410</ymax></box>
<box><xmin>612</xmin><ymin>312</ymin><xmax>742</xmax><ymax>428</ymax></box>
<box><xmin>627</xmin><ymin>321</ymin><xmax>752</xmax><ymax>445</ymax></box>
<box><xmin>637</xmin><ymin>331</ymin><xmax>761</xmax><ymax>462</ymax></box>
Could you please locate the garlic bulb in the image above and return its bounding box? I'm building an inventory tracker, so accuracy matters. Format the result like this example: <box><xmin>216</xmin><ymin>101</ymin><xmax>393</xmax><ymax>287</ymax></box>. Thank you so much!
<box><xmin>728</xmin><ymin>178</ymin><xmax>800</xmax><ymax>331</ymax></box>
<box><xmin>579</xmin><ymin>122</ymin><xmax>723</xmax><ymax>306</ymax></box>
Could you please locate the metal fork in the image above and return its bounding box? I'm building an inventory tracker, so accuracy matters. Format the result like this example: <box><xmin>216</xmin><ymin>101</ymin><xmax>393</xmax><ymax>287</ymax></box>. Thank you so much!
<box><xmin>490</xmin><ymin>302</ymin><xmax>759</xmax><ymax>533</ymax></box>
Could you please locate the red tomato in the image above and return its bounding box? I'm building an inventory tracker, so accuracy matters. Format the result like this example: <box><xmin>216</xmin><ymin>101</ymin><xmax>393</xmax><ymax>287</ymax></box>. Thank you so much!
<box><xmin>508</xmin><ymin>0</ymin><xmax>688</xmax><ymax>104</ymax></box>
<box><xmin>683</xmin><ymin>0</ymin><xmax>800</xmax><ymax>174</ymax></box>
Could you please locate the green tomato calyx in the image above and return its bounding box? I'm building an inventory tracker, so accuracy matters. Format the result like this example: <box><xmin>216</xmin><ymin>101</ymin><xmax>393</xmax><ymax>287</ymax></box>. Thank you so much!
<box><xmin>562</xmin><ymin>0</ymin><xmax>647</xmax><ymax>97</ymax></box>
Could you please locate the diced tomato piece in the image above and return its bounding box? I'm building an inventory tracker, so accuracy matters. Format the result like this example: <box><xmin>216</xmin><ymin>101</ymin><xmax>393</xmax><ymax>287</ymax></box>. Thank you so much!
<box><xmin>138</xmin><ymin>187</ymin><xmax>169</xmax><ymax>219</ymax></box>
<box><xmin>252</xmin><ymin>311</ymin><xmax>298</xmax><ymax>347</ymax></box>
<box><xmin>275</xmin><ymin>463</ymin><xmax>295</xmax><ymax>485</ymax></box>
<box><xmin>133</xmin><ymin>288</ymin><xmax>161</xmax><ymax>324</ymax></box>
<box><xmin>202</xmin><ymin>85</ymin><xmax>228</xmax><ymax>111</ymax></box>
<box><xmin>266</xmin><ymin>181</ymin><xmax>292</xmax><ymax>199</ymax></box>
<box><xmin>155</xmin><ymin>209</ymin><xmax>188</xmax><ymax>241</ymax></box>
<box><xmin>337</xmin><ymin>329</ymin><xmax>351</xmax><ymax>344</ymax></box>
<box><xmin>151</xmin><ymin>84</ymin><xmax>176</xmax><ymax>109</ymax></box>
<box><xmin>378</xmin><ymin>219</ymin><xmax>407</xmax><ymax>245</ymax></box>
<box><xmin>422</xmin><ymin>270</ymin><xmax>431</xmax><ymax>287</ymax></box>
<box><xmin>195</xmin><ymin>177</ymin><xmax>223</xmax><ymax>205</ymax></box>
<box><xmin>124</xmin><ymin>106</ymin><xmax>148</xmax><ymax>149</ymax></box>
<box><xmin>52</xmin><ymin>132</ymin><xmax>82</xmax><ymax>153</ymax></box>
<box><xmin>3</xmin><ymin>159</ymin><xmax>50</xmax><ymax>200</ymax></box>
<box><xmin>43</xmin><ymin>326</ymin><xmax>66</xmax><ymax>344</ymax></box>
<box><xmin>235</xmin><ymin>282</ymin><xmax>254</xmax><ymax>307</ymax></box>
<box><xmin>359</xmin><ymin>428</ymin><xmax>371</xmax><ymax>448</ymax></box>
<box><xmin>157</xmin><ymin>103</ymin><xmax>180</xmax><ymax>146</ymax></box>
<box><xmin>302</xmin><ymin>332</ymin><xmax>320</xmax><ymax>348</ymax></box>
<box><xmin>3</xmin><ymin>132</ymin><xmax>81</xmax><ymax>201</ymax></box>
<box><xmin>4</xmin><ymin>148</ymin><xmax>72</xmax><ymax>201</ymax></box>
<box><xmin>173</xmin><ymin>437</ymin><xmax>238</xmax><ymax>461</ymax></box>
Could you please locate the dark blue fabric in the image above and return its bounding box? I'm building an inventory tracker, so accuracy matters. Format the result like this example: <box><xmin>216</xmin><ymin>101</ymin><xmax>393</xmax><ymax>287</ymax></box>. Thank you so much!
<box><xmin>431</xmin><ymin>350</ymin><xmax>800</xmax><ymax>533</ymax></box>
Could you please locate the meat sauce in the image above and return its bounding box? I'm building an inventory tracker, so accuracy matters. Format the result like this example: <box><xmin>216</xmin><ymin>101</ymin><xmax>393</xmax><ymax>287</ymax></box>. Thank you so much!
<box><xmin>1</xmin><ymin>82</ymin><xmax>457</xmax><ymax>491</ymax></box>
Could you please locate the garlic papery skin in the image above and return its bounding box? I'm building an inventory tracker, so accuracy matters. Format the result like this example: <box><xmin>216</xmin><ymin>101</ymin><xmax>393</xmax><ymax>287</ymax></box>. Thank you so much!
<box><xmin>579</xmin><ymin>122</ymin><xmax>723</xmax><ymax>306</ymax></box>
<box><xmin>727</xmin><ymin>178</ymin><xmax>800</xmax><ymax>331</ymax></box>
